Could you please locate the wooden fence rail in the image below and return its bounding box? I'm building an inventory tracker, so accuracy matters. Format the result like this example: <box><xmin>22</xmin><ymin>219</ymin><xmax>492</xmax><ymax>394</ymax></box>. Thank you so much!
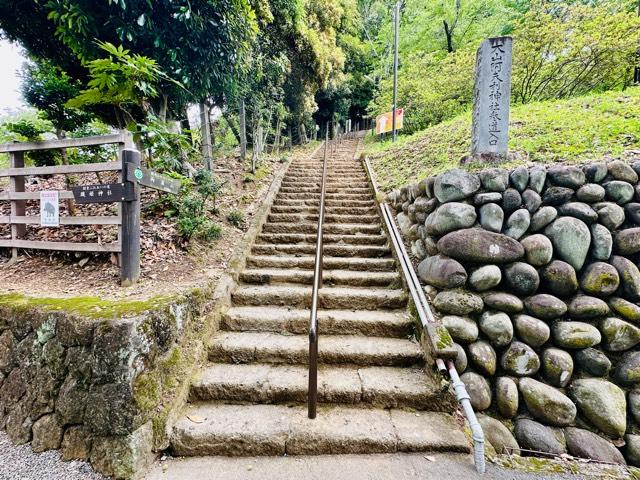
<box><xmin>0</xmin><ymin>132</ymin><xmax>143</xmax><ymax>285</ymax></box>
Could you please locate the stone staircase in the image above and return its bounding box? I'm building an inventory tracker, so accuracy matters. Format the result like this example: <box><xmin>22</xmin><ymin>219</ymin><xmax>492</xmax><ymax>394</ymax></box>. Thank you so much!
<box><xmin>169</xmin><ymin>138</ymin><xmax>468</xmax><ymax>458</ymax></box>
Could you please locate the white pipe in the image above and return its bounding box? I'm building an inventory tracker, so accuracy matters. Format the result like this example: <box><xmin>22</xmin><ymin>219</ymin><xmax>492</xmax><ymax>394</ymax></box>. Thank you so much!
<box><xmin>439</xmin><ymin>358</ymin><xmax>486</xmax><ymax>474</ymax></box>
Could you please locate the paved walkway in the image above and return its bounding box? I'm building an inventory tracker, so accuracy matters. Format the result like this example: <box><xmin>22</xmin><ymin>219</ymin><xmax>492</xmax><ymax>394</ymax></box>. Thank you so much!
<box><xmin>145</xmin><ymin>453</ymin><xmax>590</xmax><ymax>480</ymax></box>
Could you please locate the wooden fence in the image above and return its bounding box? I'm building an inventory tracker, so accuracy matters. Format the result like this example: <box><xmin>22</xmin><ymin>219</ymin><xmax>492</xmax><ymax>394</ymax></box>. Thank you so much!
<box><xmin>0</xmin><ymin>132</ymin><xmax>142</xmax><ymax>285</ymax></box>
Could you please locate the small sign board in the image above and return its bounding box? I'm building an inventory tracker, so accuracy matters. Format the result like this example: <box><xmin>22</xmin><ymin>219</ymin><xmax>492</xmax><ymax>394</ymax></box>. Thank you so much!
<box><xmin>72</xmin><ymin>183</ymin><xmax>135</xmax><ymax>204</ymax></box>
<box><xmin>376</xmin><ymin>108</ymin><xmax>404</xmax><ymax>135</ymax></box>
<box><xmin>126</xmin><ymin>164</ymin><xmax>181</xmax><ymax>194</ymax></box>
<box><xmin>40</xmin><ymin>191</ymin><xmax>59</xmax><ymax>227</ymax></box>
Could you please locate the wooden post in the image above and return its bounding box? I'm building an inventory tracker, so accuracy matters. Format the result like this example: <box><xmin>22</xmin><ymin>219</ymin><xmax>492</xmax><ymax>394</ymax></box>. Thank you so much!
<box><xmin>239</xmin><ymin>99</ymin><xmax>247</xmax><ymax>160</ymax></box>
<box><xmin>9</xmin><ymin>152</ymin><xmax>25</xmax><ymax>260</ymax></box>
<box><xmin>199</xmin><ymin>103</ymin><xmax>213</xmax><ymax>170</ymax></box>
<box><xmin>120</xmin><ymin>149</ymin><xmax>141</xmax><ymax>286</ymax></box>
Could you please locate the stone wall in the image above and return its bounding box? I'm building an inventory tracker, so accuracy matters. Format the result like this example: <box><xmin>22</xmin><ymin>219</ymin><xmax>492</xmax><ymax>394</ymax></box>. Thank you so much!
<box><xmin>0</xmin><ymin>283</ymin><xmax>230</xmax><ymax>479</ymax></box>
<box><xmin>388</xmin><ymin>160</ymin><xmax>640</xmax><ymax>466</ymax></box>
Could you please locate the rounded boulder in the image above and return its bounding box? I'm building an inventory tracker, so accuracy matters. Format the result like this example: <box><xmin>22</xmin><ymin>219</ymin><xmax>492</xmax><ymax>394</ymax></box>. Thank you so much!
<box><xmin>437</xmin><ymin>229</ymin><xmax>525</xmax><ymax>264</ymax></box>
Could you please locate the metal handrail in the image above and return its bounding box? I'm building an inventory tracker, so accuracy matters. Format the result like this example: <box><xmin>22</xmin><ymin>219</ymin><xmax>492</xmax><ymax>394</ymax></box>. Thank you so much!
<box><xmin>308</xmin><ymin>124</ymin><xmax>330</xmax><ymax>419</ymax></box>
<box><xmin>361</xmin><ymin>155</ymin><xmax>486</xmax><ymax>474</ymax></box>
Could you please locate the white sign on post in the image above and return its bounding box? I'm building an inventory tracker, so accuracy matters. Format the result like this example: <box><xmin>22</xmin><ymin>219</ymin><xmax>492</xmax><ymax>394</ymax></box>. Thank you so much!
<box><xmin>40</xmin><ymin>191</ymin><xmax>60</xmax><ymax>227</ymax></box>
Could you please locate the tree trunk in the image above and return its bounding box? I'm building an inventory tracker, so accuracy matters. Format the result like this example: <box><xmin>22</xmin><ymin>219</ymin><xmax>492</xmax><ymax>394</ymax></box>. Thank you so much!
<box><xmin>274</xmin><ymin>118</ymin><xmax>281</xmax><ymax>155</ymax></box>
<box><xmin>239</xmin><ymin>99</ymin><xmax>248</xmax><ymax>160</ymax></box>
<box><xmin>224</xmin><ymin>112</ymin><xmax>241</xmax><ymax>143</ymax></box>
<box><xmin>287</xmin><ymin>125</ymin><xmax>293</xmax><ymax>149</ymax></box>
<box><xmin>199</xmin><ymin>102</ymin><xmax>213</xmax><ymax>170</ymax></box>
<box><xmin>56</xmin><ymin>129</ymin><xmax>77</xmax><ymax>216</ymax></box>
<box><xmin>299</xmin><ymin>123</ymin><xmax>308</xmax><ymax>144</ymax></box>
<box><xmin>159</xmin><ymin>94</ymin><xmax>168</xmax><ymax>122</ymax></box>
<box><xmin>443</xmin><ymin>20</ymin><xmax>453</xmax><ymax>53</ymax></box>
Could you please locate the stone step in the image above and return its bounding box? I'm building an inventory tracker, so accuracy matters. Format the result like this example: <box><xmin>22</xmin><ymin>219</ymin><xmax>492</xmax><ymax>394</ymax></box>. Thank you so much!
<box><xmin>276</xmin><ymin>192</ymin><xmax>372</xmax><ymax>201</ymax></box>
<box><xmin>246</xmin><ymin>255</ymin><xmax>395</xmax><ymax>272</ymax></box>
<box><xmin>189</xmin><ymin>364</ymin><xmax>453</xmax><ymax>411</ymax></box>
<box><xmin>270</xmin><ymin>205</ymin><xmax>378</xmax><ymax>215</ymax></box>
<box><xmin>208</xmin><ymin>331</ymin><xmax>421</xmax><ymax>366</ymax></box>
<box><xmin>268</xmin><ymin>213</ymin><xmax>379</xmax><ymax>224</ymax></box>
<box><xmin>231</xmin><ymin>285</ymin><xmax>407</xmax><ymax>310</ymax></box>
<box><xmin>221</xmin><ymin>306</ymin><xmax>411</xmax><ymax>337</ymax></box>
<box><xmin>239</xmin><ymin>268</ymin><xmax>399</xmax><ymax>287</ymax></box>
<box><xmin>256</xmin><ymin>233</ymin><xmax>387</xmax><ymax>246</ymax></box>
<box><xmin>280</xmin><ymin>181</ymin><xmax>370</xmax><ymax>189</ymax></box>
<box><xmin>252</xmin><ymin>243</ymin><xmax>390</xmax><ymax>257</ymax></box>
<box><xmin>171</xmin><ymin>403</ymin><xmax>469</xmax><ymax>456</ymax></box>
<box><xmin>273</xmin><ymin>199</ymin><xmax>376</xmax><ymax>208</ymax></box>
<box><xmin>262</xmin><ymin>222</ymin><xmax>381</xmax><ymax>235</ymax></box>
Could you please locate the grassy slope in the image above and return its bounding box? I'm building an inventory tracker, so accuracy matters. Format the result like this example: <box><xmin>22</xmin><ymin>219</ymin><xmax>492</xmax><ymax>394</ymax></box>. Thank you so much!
<box><xmin>366</xmin><ymin>88</ymin><xmax>640</xmax><ymax>191</ymax></box>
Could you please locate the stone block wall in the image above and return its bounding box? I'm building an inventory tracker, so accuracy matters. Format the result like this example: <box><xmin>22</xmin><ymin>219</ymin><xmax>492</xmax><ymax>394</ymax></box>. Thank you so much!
<box><xmin>0</xmin><ymin>284</ymin><xmax>227</xmax><ymax>479</ymax></box>
<box><xmin>388</xmin><ymin>160</ymin><xmax>640</xmax><ymax>466</ymax></box>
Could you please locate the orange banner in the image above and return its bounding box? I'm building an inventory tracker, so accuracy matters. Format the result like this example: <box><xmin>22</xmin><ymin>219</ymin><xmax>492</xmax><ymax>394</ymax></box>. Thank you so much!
<box><xmin>375</xmin><ymin>108</ymin><xmax>404</xmax><ymax>135</ymax></box>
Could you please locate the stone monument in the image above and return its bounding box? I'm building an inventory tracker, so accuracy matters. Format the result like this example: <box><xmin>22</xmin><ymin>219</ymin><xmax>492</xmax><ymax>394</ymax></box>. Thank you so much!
<box><xmin>471</xmin><ymin>36</ymin><xmax>513</xmax><ymax>162</ymax></box>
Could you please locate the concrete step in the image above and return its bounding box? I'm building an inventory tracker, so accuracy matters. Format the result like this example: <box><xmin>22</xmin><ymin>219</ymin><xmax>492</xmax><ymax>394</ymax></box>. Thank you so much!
<box><xmin>276</xmin><ymin>192</ymin><xmax>372</xmax><ymax>201</ymax></box>
<box><xmin>246</xmin><ymin>255</ymin><xmax>395</xmax><ymax>272</ymax></box>
<box><xmin>221</xmin><ymin>306</ymin><xmax>411</xmax><ymax>337</ymax></box>
<box><xmin>171</xmin><ymin>403</ymin><xmax>469</xmax><ymax>456</ymax></box>
<box><xmin>270</xmin><ymin>205</ymin><xmax>378</xmax><ymax>215</ymax></box>
<box><xmin>189</xmin><ymin>364</ymin><xmax>454</xmax><ymax>411</ymax></box>
<box><xmin>266</xmin><ymin>213</ymin><xmax>379</xmax><ymax>224</ymax></box>
<box><xmin>280</xmin><ymin>181</ymin><xmax>370</xmax><ymax>189</ymax></box>
<box><xmin>145</xmin><ymin>453</ymin><xmax>483</xmax><ymax>480</ymax></box>
<box><xmin>231</xmin><ymin>285</ymin><xmax>407</xmax><ymax>310</ymax></box>
<box><xmin>208</xmin><ymin>331</ymin><xmax>421</xmax><ymax>366</ymax></box>
<box><xmin>262</xmin><ymin>222</ymin><xmax>381</xmax><ymax>235</ymax></box>
<box><xmin>256</xmin><ymin>233</ymin><xmax>387</xmax><ymax>246</ymax></box>
<box><xmin>273</xmin><ymin>199</ymin><xmax>376</xmax><ymax>208</ymax></box>
<box><xmin>252</xmin><ymin>243</ymin><xmax>390</xmax><ymax>257</ymax></box>
<box><xmin>239</xmin><ymin>268</ymin><xmax>399</xmax><ymax>287</ymax></box>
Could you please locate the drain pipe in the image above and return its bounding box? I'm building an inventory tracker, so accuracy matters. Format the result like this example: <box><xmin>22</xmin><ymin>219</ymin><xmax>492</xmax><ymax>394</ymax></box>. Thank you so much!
<box><xmin>437</xmin><ymin>358</ymin><xmax>486</xmax><ymax>474</ymax></box>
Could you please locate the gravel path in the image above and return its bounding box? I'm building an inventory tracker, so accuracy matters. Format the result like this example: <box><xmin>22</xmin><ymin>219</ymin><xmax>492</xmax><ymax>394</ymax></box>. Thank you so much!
<box><xmin>0</xmin><ymin>431</ymin><xmax>106</xmax><ymax>480</ymax></box>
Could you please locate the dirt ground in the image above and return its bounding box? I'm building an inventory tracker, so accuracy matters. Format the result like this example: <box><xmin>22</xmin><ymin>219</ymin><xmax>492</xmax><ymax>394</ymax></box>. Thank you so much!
<box><xmin>0</xmin><ymin>143</ymin><xmax>319</xmax><ymax>300</ymax></box>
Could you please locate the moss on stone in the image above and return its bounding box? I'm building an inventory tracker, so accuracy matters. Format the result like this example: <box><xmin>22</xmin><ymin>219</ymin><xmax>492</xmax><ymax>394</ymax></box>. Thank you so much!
<box><xmin>0</xmin><ymin>292</ymin><xmax>174</xmax><ymax>320</ymax></box>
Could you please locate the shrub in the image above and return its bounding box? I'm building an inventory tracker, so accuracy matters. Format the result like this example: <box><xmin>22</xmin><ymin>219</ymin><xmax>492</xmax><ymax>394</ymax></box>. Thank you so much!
<box><xmin>227</xmin><ymin>210</ymin><xmax>245</xmax><ymax>228</ymax></box>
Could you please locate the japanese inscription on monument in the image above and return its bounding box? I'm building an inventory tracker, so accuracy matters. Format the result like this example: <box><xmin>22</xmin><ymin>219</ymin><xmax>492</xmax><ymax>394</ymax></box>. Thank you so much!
<box><xmin>471</xmin><ymin>36</ymin><xmax>513</xmax><ymax>160</ymax></box>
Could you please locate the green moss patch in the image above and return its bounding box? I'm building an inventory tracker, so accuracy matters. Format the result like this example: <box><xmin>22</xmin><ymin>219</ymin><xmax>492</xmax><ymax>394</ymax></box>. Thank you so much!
<box><xmin>0</xmin><ymin>292</ymin><xmax>173</xmax><ymax>319</ymax></box>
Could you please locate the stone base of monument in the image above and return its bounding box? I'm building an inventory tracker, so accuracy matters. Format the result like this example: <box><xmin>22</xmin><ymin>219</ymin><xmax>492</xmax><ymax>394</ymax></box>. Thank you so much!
<box><xmin>460</xmin><ymin>151</ymin><xmax>525</xmax><ymax>166</ymax></box>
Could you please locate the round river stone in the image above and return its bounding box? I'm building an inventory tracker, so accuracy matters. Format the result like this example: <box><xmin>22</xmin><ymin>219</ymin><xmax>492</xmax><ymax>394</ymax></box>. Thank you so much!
<box><xmin>467</xmin><ymin>340</ymin><xmax>497</xmax><ymax>376</ymax></box>
<box><xmin>442</xmin><ymin>315</ymin><xmax>478</xmax><ymax>344</ymax></box>
<box><xmin>521</xmin><ymin>234</ymin><xmax>553</xmax><ymax>267</ymax></box>
<box><xmin>434</xmin><ymin>169</ymin><xmax>481</xmax><ymax>203</ymax></box>
<box><xmin>519</xmin><ymin>377</ymin><xmax>577</xmax><ymax>426</ymax></box>
<box><xmin>495</xmin><ymin>376</ymin><xmax>519</xmax><ymax>419</ymax></box>
<box><xmin>545</xmin><ymin>217</ymin><xmax>591</xmax><ymax>271</ymax></box>
<box><xmin>525</xmin><ymin>294</ymin><xmax>567</xmax><ymax>320</ymax></box>
<box><xmin>513</xmin><ymin>314</ymin><xmax>550</xmax><ymax>348</ymax></box>
<box><xmin>460</xmin><ymin>371</ymin><xmax>492</xmax><ymax>411</ymax></box>
<box><xmin>580</xmin><ymin>262</ymin><xmax>619</xmax><ymax>297</ymax></box>
<box><xmin>501</xmin><ymin>341</ymin><xmax>540</xmax><ymax>376</ymax></box>
<box><xmin>552</xmin><ymin>321</ymin><xmax>601</xmax><ymax>349</ymax></box>
<box><xmin>479</xmin><ymin>311</ymin><xmax>513</xmax><ymax>348</ymax></box>
<box><xmin>468</xmin><ymin>265</ymin><xmax>502</xmax><ymax>292</ymax></box>
<box><xmin>541</xmin><ymin>260</ymin><xmax>578</xmax><ymax>297</ymax></box>
<box><xmin>433</xmin><ymin>290</ymin><xmax>483</xmax><ymax>315</ymax></box>
<box><xmin>542</xmin><ymin>348</ymin><xmax>573</xmax><ymax>388</ymax></box>
<box><xmin>568</xmin><ymin>378</ymin><xmax>627</xmax><ymax>437</ymax></box>
<box><xmin>483</xmin><ymin>292</ymin><xmax>524</xmax><ymax>313</ymax></box>
<box><xmin>437</xmin><ymin>229</ymin><xmax>525</xmax><ymax>264</ymax></box>
<box><xmin>503</xmin><ymin>262</ymin><xmax>540</xmax><ymax>295</ymax></box>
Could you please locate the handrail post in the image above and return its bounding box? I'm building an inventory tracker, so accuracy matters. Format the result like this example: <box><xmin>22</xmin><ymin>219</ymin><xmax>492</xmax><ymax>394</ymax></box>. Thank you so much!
<box><xmin>308</xmin><ymin>123</ymin><xmax>329</xmax><ymax>419</ymax></box>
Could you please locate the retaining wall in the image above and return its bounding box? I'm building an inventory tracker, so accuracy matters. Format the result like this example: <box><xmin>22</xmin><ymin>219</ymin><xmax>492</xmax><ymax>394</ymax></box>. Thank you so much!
<box><xmin>388</xmin><ymin>159</ymin><xmax>640</xmax><ymax>466</ymax></box>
